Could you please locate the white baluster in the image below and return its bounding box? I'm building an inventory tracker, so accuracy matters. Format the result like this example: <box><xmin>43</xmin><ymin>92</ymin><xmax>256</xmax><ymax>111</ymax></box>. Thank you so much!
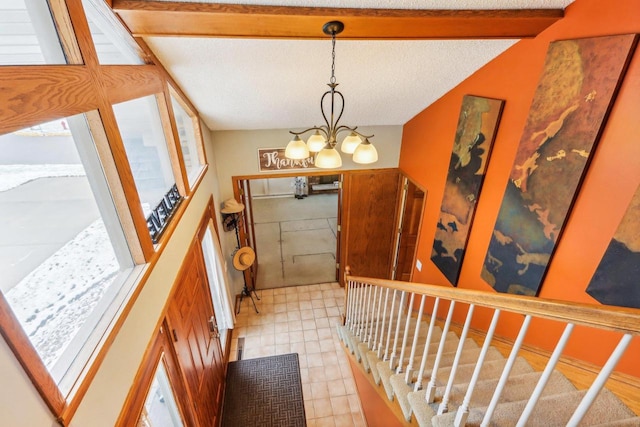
<box><xmin>396</xmin><ymin>292</ymin><xmax>416</xmax><ymax>374</ymax></box>
<box><xmin>349</xmin><ymin>282</ymin><xmax>360</xmax><ymax>335</ymax></box>
<box><xmin>415</xmin><ymin>297</ymin><xmax>440</xmax><ymax>392</ymax></box>
<box><xmin>438</xmin><ymin>304</ymin><xmax>475</xmax><ymax>415</ymax></box>
<box><xmin>389</xmin><ymin>291</ymin><xmax>407</xmax><ymax>370</ymax></box>
<box><xmin>345</xmin><ymin>281</ymin><xmax>355</xmax><ymax>328</ymax></box>
<box><xmin>362</xmin><ymin>286</ymin><xmax>378</xmax><ymax>349</ymax></box>
<box><xmin>566</xmin><ymin>333</ymin><xmax>633</xmax><ymax>427</ymax></box>
<box><xmin>382</xmin><ymin>289</ymin><xmax>398</xmax><ymax>361</ymax></box>
<box><xmin>405</xmin><ymin>294</ymin><xmax>427</xmax><ymax>383</ymax></box>
<box><xmin>378</xmin><ymin>288</ymin><xmax>391</xmax><ymax>359</ymax></box>
<box><xmin>517</xmin><ymin>322</ymin><xmax>574</xmax><ymax>426</ymax></box>
<box><xmin>481</xmin><ymin>314</ymin><xmax>532</xmax><ymax>427</ymax></box>
<box><xmin>426</xmin><ymin>300</ymin><xmax>456</xmax><ymax>403</ymax></box>
<box><xmin>362</xmin><ymin>284</ymin><xmax>374</xmax><ymax>346</ymax></box>
<box><xmin>357</xmin><ymin>284</ymin><xmax>367</xmax><ymax>339</ymax></box>
<box><xmin>358</xmin><ymin>284</ymin><xmax>372</xmax><ymax>342</ymax></box>
<box><xmin>371</xmin><ymin>286</ymin><xmax>385</xmax><ymax>351</ymax></box>
<box><xmin>454</xmin><ymin>309</ymin><xmax>501</xmax><ymax>427</ymax></box>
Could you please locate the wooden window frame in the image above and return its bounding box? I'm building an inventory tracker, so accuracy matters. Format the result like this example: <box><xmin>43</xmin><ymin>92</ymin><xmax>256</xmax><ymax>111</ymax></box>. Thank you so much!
<box><xmin>167</xmin><ymin>85</ymin><xmax>208</xmax><ymax>193</ymax></box>
<box><xmin>0</xmin><ymin>0</ymin><xmax>209</xmax><ymax>424</ymax></box>
<box><xmin>115</xmin><ymin>320</ymin><xmax>195</xmax><ymax>427</ymax></box>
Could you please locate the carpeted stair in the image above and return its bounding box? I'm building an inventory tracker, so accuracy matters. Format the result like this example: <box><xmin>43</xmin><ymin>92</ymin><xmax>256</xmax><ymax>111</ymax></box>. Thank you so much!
<box><xmin>338</xmin><ymin>312</ymin><xmax>637</xmax><ymax>426</ymax></box>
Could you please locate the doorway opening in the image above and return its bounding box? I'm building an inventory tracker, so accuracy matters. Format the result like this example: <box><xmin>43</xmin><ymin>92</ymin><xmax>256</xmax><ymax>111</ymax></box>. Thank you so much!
<box><xmin>249</xmin><ymin>175</ymin><xmax>340</xmax><ymax>289</ymax></box>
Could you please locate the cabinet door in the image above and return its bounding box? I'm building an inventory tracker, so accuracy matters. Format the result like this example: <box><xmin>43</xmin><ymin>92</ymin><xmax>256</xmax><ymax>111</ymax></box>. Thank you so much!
<box><xmin>340</xmin><ymin>169</ymin><xmax>402</xmax><ymax>282</ymax></box>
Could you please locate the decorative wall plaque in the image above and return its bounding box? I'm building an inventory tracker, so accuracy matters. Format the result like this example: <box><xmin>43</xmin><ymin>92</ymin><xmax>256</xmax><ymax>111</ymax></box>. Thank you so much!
<box><xmin>258</xmin><ymin>148</ymin><xmax>317</xmax><ymax>172</ymax></box>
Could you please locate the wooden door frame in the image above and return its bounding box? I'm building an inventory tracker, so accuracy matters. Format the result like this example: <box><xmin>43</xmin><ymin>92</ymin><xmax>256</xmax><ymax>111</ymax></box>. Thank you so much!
<box><xmin>231</xmin><ymin>170</ymin><xmax>345</xmax><ymax>288</ymax></box>
<box><xmin>389</xmin><ymin>175</ymin><xmax>427</xmax><ymax>281</ymax></box>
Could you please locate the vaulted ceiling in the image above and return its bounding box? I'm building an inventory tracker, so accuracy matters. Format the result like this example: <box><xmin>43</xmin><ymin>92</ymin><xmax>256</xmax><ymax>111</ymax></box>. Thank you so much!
<box><xmin>112</xmin><ymin>0</ymin><xmax>575</xmax><ymax>131</ymax></box>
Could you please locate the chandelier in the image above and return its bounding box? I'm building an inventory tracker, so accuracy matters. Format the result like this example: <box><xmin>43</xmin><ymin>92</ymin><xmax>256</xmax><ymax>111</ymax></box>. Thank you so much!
<box><xmin>284</xmin><ymin>21</ymin><xmax>378</xmax><ymax>169</ymax></box>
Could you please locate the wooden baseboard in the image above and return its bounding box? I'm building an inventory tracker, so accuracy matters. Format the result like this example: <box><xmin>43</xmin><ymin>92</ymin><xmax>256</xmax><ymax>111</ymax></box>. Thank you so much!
<box><xmin>343</xmin><ymin>344</ymin><xmax>418</xmax><ymax>427</ymax></box>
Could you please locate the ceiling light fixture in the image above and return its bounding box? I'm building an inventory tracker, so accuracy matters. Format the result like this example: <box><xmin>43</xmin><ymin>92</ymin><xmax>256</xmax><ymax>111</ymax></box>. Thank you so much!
<box><xmin>284</xmin><ymin>21</ymin><xmax>378</xmax><ymax>169</ymax></box>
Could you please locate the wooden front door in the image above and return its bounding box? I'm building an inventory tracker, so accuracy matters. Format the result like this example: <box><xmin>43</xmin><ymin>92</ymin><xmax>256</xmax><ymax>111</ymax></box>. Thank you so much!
<box><xmin>340</xmin><ymin>169</ymin><xmax>402</xmax><ymax>282</ymax></box>
<box><xmin>393</xmin><ymin>178</ymin><xmax>426</xmax><ymax>282</ymax></box>
<box><xmin>168</xmin><ymin>241</ymin><xmax>225</xmax><ymax>426</ymax></box>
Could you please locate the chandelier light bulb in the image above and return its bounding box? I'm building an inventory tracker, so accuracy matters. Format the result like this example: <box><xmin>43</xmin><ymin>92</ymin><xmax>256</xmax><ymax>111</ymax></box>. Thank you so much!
<box><xmin>352</xmin><ymin>138</ymin><xmax>378</xmax><ymax>164</ymax></box>
<box><xmin>341</xmin><ymin>132</ymin><xmax>362</xmax><ymax>154</ymax></box>
<box><xmin>307</xmin><ymin>131</ymin><xmax>327</xmax><ymax>152</ymax></box>
<box><xmin>285</xmin><ymin>135</ymin><xmax>310</xmax><ymax>159</ymax></box>
<box><xmin>315</xmin><ymin>147</ymin><xmax>342</xmax><ymax>169</ymax></box>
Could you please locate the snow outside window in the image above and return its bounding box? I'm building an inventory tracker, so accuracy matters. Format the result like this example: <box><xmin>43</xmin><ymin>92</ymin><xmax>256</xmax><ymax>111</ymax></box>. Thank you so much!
<box><xmin>170</xmin><ymin>94</ymin><xmax>204</xmax><ymax>188</ymax></box>
<box><xmin>0</xmin><ymin>115</ymin><xmax>135</xmax><ymax>391</ymax></box>
<box><xmin>112</xmin><ymin>95</ymin><xmax>178</xmax><ymax>222</ymax></box>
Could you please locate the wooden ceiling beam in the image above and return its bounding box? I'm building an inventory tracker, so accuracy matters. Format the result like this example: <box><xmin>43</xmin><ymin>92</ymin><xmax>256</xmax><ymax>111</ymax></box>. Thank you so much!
<box><xmin>112</xmin><ymin>1</ymin><xmax>564</xmax><ymax>40</ymax></box>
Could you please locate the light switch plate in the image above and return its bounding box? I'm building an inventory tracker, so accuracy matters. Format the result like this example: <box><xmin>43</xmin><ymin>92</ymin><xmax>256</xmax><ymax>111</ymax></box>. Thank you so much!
<box><xmin>416</xmin><ymin>259</ymin><xmax>422</xmax><ymax>272</ymax></box>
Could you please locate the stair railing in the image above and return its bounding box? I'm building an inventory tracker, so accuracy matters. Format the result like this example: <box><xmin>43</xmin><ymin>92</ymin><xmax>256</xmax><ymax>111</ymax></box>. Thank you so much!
<box><xmin>343</xmin><ymin>273</ymin><xmax>640</xmax><ymax>426</ymax></box>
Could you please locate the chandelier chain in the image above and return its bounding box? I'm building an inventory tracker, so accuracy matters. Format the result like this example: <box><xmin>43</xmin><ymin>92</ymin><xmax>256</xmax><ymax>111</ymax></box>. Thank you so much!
<box><xmin>330</xmin><ymin>32</ymin><xmax>336</xmax><ymax>84</ymax></box>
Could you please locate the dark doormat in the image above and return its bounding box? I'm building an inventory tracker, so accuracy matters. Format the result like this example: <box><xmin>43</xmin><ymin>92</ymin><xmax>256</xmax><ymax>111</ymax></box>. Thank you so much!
<box><xmin>221</xmin><ymin>353</ymin><xmax>306</xmax><ymax>427</ymax></box>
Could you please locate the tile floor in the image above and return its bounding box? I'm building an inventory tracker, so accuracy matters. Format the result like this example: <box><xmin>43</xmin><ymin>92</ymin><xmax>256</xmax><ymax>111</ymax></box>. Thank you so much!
<box><xmin>230</xmin><ymin>282</ymin><xmax>366</xmax><ymax>427</ymax></box>
<box><xmin>252</xmin><ymin>194</ymin><xmax>339</xmax><ymax>289</ymax></box>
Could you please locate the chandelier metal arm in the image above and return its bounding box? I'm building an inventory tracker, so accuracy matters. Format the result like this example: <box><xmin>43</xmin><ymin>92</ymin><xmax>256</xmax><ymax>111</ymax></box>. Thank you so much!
<box><xmin>289</xmin><ymin>126</ymin><xmax>329</xmax><ymax>139</ymax></box>
<box><xmin>320</xmin><ymin>88</ymin><xmax>345</xmax><ymax>140</ymax></box>
<box><xmin>334</xmin><ymin>125</ymin><xmax>374</xmax><ymax>139</ymax></box>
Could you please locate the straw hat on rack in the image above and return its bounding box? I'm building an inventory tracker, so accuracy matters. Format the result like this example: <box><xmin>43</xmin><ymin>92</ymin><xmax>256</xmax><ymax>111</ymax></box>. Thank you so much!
<box><xmin>233</xmin><ymin>246</ymin><xmax>255</xmax><ymax>271</ymax></box>
<box><xmin>221</xmin><ymin>198</ymin><xmax>245</xmax><ymax>214</ymax></box>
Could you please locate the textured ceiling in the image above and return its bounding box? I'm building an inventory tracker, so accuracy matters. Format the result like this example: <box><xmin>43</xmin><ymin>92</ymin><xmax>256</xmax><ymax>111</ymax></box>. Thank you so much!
<box><xmin>142</xmin><ymin>0</ymin><xmax>575</xmax><ymax>131</ymax></box>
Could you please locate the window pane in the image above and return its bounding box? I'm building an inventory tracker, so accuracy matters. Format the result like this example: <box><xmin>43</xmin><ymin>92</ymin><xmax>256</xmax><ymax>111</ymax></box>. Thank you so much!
<box><xmin>139</xmin><ymin>360</ymin><xmax>184</xmax><ymax>427</ymax></box>
<box><xmin>0</xmin><ymin>0</ymin><xmax>66</xmax><ymax>65</ymax></box>
<box><xmin>81</xmin><ymin>0</ymin><xmax>143</xmax><ymax>65</ymax></box>
<box><xmin>170</xmin><ymin>95</ymin><xmax>205</xmax><ymax>188</ymax></box>
<box><xmin>113</xmin><ymin>95</ymin><xmax>180</xmax><ymax>241</ymax></box>
<box><xmin>0</xmin><ymin>115</ymin><xmax>134</xmax><ymax>385</ymax></box>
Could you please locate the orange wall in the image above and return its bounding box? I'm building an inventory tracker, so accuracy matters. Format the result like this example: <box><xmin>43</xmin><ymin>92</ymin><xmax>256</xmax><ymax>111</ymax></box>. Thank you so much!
<box><xmin>399</xmin><ymin>0</ymin><xmax>640</xmax><ymax>377</ymax></box>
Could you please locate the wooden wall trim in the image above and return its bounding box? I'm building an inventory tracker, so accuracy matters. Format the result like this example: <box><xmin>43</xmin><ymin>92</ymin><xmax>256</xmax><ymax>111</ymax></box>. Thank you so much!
<box><xmin>113</xmin><ymin>1</ymin><xmax>563</xmax><ymax>39</ymax></box>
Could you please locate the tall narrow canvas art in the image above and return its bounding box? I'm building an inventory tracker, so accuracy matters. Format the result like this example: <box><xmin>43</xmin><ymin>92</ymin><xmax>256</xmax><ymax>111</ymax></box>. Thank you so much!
<box><xmin>586</xmin><ymin>185</ymin><xmax>640</xmax><ymax>308</ymax></box>
<box><xmin>431</xmin><ymin>95</ymin><xmax>504</xmax><ymax>285</ymax></box>
<box><xmin>481</xmin><ymin>34</ymin><xmax>637</xmax><ymax>296</ymax></box>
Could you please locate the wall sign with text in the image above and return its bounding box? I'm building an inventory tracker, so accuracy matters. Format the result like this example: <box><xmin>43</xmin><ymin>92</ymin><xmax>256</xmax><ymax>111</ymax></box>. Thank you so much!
<box><xmin>258</xmin><ymin>148</ymin><xmax>317</xmax><ymax>172</ymax></box>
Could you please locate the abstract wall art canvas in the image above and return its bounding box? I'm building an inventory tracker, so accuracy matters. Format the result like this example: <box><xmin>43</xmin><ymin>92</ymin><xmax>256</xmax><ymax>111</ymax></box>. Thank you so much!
<box><xmin>481</xmin><ymin>34</ymin><xmax>638</xmax><ymax>296</ymax></box>
<box><xmin>586</xmin><ymin>185</ymin><xmax>640</xmax><ymax>308</ymax></box>
<box><xmin>431</xmin><ymin>95</ymin><xmax>504</xmax><ymax>285</ymax></box>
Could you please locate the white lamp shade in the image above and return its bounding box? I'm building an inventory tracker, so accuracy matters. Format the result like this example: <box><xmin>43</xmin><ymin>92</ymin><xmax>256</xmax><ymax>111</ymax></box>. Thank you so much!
<box><xmin>307</xmin><ymin>131</ymin><xmax>327</xmax><ymax>152</ymax></box>
<box><xmin>315</xmin><ymin>147</ymin><xmax>342</xmax><ymax>168</ymax></box>
<box><xmin>285</xmin><ymin>135</ymin><xmax>310</xmax><ymax>159</ymax></box>
<box><xmin>352</xmin><ymin>139</ymin><xmax>378</xmax><ymax>164</ymax></box>
<box><xmin>340</xmin><ymin>132</ymin><xmax>362</xmax><ymax>154</ymax></box>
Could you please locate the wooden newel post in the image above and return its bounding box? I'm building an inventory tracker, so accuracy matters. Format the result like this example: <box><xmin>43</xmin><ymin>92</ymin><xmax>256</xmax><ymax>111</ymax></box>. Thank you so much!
<box><xmin>342</xmin><ymin>266</ymin><xmax>352</xmax><ymax>325</ymax></box>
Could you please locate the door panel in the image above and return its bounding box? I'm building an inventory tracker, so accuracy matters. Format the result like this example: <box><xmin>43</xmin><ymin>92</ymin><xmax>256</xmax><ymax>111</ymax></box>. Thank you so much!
<box><xmin>168</xmin><ymin>242</ymin><xmax>225</xmax><ymax>427</ymax></box>
<box><xmin>340</xmin><ymin>169</ymin><xmax>401</xmax><ymax>282</ymax></box>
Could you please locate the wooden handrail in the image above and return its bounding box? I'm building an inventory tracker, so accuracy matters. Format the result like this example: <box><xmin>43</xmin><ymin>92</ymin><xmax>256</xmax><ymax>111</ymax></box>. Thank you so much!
<box><xmin>346</xmin><ymin>275</ymin><xmax>640</xmax><ymax>336</ymax></box>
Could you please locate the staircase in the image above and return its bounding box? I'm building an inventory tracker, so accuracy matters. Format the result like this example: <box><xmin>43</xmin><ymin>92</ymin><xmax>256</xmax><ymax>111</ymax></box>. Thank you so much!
<box><xmin>337</xmin><ymin>276</ymin><xmax>640</xmax><ymax>426</ymax></box>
